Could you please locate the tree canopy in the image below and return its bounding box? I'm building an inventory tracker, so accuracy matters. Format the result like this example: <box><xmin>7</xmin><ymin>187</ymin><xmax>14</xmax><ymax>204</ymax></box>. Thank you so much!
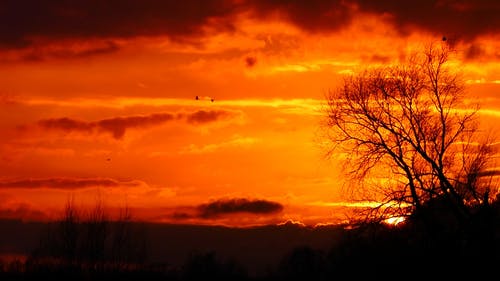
<box><xmin>324</xmin><ymin>43</ymin><xmax>497</xmax><ymax>225</ymax></box>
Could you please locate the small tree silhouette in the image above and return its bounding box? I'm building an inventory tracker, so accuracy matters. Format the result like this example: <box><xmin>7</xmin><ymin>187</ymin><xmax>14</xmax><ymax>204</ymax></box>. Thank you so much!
<box><xmin>110</xmin><ymin>205</ymin><xmax>148</xmax><ymax>269</ymax></box>
<box><xmin>59</xmin><ymin>196</ymin><xmax>80</xmax><ymax>263</ymax></box>
<box><xmin>82</xmin><ymin>196</ymin><xmax>108</xmax><ymax>266</ymax></box>
<box><xmin>277</xmin><ymin>246</ymin><xmax>326</xmax><ymax>281</ymax></box>
<box><xmin>33</xmin><ymin>196</ymin><xmax>147</xmax><ymax>270</ymax></box>
<box><xmin>182</xmin><ymin>251</ymin><xmax>248</xmax><ymax>281</ymax></box>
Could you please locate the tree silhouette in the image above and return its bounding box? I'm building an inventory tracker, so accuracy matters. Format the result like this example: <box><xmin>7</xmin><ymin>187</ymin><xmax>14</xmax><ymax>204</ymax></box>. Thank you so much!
<box><xmin>277</xmin><ymin>246</ymin><xmax>326</xmax><ymax>281</ymax></box>
<box><xmin>32</xmin><ymin>196</ymin><xmax>148</xmax><ymax>271</ymax></box>
<box><xmin>324</xmin><ymin>43</ymin><xmax>497</xmax><ymax>226</ymax></box>
<box><xmin>59</xmin><ymin>196</ymin><xmax>80</xmax><ymax>263</ymax></box>
<box><xmin>82</xmin><ymin>196</ymin><xmax>108</xmax><ymax>265</ymax></box>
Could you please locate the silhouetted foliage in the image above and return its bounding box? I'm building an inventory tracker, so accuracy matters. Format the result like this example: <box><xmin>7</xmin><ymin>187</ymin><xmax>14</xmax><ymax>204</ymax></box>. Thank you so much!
<box><xmin>182</xmin><ymin>251</ymin><xmax>248</xmax><ymax>281</ymax></box>
<box><xmin>59</xmin><ymin>197</ymin><xmax>79</xmax><ymax>263</ymax></box>
<box><xmin>110</xmin><ymin>206</ymin><xmax>148</xmax><ymax>268</ymax></box>
<box><xmin>276</xmin><ymin>246</ymin><xmax>326</xmax><ymax>281</ymax></box>
<box><xmin>2</xmin><ymin>207</ymin><xmax>500</xmax><ymax>281</ymax></box>
<box><xmin>30</xmin><ymin>197</ymin><xmax>148</xmax><ymax>273</ymax></box>
<box><xmin>323</xmin><ymin>42</ymin><xmax>498</xmax><ymax>226</ymax></box>
<box><xmin>83</xmin><ymin>197</ymin><xmax>108</xmax><ymax>264</ymax></box>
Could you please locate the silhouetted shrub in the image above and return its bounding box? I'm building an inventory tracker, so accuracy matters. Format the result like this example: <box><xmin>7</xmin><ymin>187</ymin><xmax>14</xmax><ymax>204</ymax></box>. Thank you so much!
<box><xmin>182</xmin><ymin>251</ymin><xmax>248</xmax><ymax>281</ymax></box>
<box><xmin>277</xmin><ymin>246</ymin><xmax>326</xmax><ymax>281</ymax></box>
<box><xmin>31</xmin><ymin>198</ymin><xmax>148</xmax><ymax>273</ymax></box>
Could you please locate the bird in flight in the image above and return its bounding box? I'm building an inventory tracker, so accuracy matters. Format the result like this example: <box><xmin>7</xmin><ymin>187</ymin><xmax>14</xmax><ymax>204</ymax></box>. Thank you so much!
<box><xmin>195</xmin><ymin>95</ymin><xmax>214</xmax><ymax>102</ymax></box>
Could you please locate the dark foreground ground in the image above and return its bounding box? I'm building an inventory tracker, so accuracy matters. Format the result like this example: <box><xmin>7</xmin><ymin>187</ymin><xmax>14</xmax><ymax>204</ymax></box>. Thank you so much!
<box><xmin>0</xmin><ymin>219</ymin><xmax>342</xmax><ymax>275</ymax></box>
<box><xmin>1</xmin><ymin>203</ymin><xmax>499</xmax><ymax>280</ymax></box>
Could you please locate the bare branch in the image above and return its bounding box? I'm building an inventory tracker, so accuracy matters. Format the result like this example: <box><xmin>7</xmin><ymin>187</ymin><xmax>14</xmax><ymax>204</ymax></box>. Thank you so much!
<box><xmin>323</xmin><ymin>43</ymin><xmax>496</xmax><ymax>225</ymax></box>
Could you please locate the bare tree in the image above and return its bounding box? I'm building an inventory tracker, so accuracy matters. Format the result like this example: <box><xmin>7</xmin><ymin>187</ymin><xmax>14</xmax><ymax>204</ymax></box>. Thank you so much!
<box><xmin>33</xmin><ymin>195</ymin><xmax>81</xmax><ymax>264</ymax></box>
<box><xmin>59</xmin><ymin>195</ymin><xmax>80</xmax><ymax>263</ymax></box>
<box><xmin>324</xmin><ymin>43</ymin><xmax>496</xmax><ymax>225</ymax></box>
<box><xmin>110</xmin><ymin>204</ymin><xmax>148</xmax><ymax>268</ymax></box>
<box><xmin>111</xmin><ymin>204</ymin><xmax>132</xmax><ymax>267</ymax></box>
<box><xmin>83</xmin><ymin>195</ymin><xmax>109</xmax><ymax>265</ymax></box>
<box><xmin>32</xmin><ymin>195</ymin><xmax>148</xmax><ymax>271</ymax></box>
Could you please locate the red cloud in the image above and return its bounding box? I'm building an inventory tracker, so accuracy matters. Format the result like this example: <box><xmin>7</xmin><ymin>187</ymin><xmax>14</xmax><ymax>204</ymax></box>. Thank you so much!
<box><xmin>183</xmin><ymin>110</ymin><xmax>233</xmax><ymax>124</ymax></box>
<box><xmin>39</xmin><ymin>117</ymin><xmax>93</xmax><ymax>132</ymax></box>
<box><xmin>96</xmin><ymin>113</ymin><xmax>176</xmax><ymax>139</ymax></box>
<box><xmin>38</xmin><ymin>110</ymin><xmax>237</xmax><ymax>139</ymax></box>
<box><xmin>357</xmin><ymin>0</ymin><xmax>500</xmax><ymax>42</ymax></box>
<box><xmin>198</xmin><ymin>198</ymin><xmax>284</xmax><ymax>219</ymax></box>
<box><xmin>0</xmin><ymin>177</ymin><xmax>141</xmax><ymax>189</ymax></box>
<box><xmin>0</xmin><ymin>203</ymin><xmax>48</xmax><ymax>221</ymax></box>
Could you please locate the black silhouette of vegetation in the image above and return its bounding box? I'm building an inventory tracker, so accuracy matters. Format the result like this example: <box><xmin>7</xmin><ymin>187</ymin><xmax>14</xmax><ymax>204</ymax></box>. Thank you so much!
<box><xmin>181</xmin><ymin>251</ymin><xmax>248</xmax><ymax>281</ymax></box>
<box><xmin>2</xmin><ymin>197</ymin><xmax>150</xmax><ymax>280</ymax></box>
<box><xmin>323</xmin><ymin>42</ymin><xmax>498</xmax><ymax>228</ymax></box>
<box><xmin>33</xmin><ymin>197</ymin><xmax>148</xmax><ymax>267</ymax></box>
<box><xmin>1</xmin><ymin>197</ymin><xmax>499</xmax><ymax>280</ymax></box>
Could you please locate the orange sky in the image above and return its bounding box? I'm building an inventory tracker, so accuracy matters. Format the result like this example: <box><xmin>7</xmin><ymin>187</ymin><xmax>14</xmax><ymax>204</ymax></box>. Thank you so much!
<box><xmin>0</xmin><ymin>0</ymin><xmax>499</xmax><ymax>227</ymax></box>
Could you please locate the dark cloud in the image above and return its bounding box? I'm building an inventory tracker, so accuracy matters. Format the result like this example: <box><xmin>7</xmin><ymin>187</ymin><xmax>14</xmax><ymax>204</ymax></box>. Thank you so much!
<box><xmin>21</xmin><ymin>41</ymin><xmax>120</xmax><ymax>61</ymax></box>
<box><xmin>38</xmin><ymin>110</ymin><xmax>235</xmax><ymax>139</ymax></box>
<box><xmin>0</xmin><ymin>0</ymin><xmax>239</xmax><ymax>49</ymax></box>
<box><xmin>0</xmin><ymin>177</ymin><xmax>141</xmax><ymax>189</ymax></box>
<box><xmin>198</xmin><ymin>198</ymin><xmax>283</xmax><ymax>218</ymax></box>
<box><xmin>1</xmin><ymin>0</ymin><xmax>497</xmax><ymax>51</ymax></box>
<box><xmin>39</xmin><ymin>113</ymin><xmax>175</xmax><ymax>139</ymax></box>
<box><xmin>248</xmin><ymin>0</ymin><xmax>354</xmax><ymax>33</ymax></box>
<box><xmin>39</xmin><ymin>117</ymin><xmax>93</xmax><ymax>132</ymax></box>
<box><xmin>356</xmin><ymin>0</ymin><xmax>500</xmax><ymax>42</ymax></box>
<box><xmin>0</xmin><ymin>204</ymin><xmax>48</xmax><ymax>221</ymax></box>
<box><xmin>464</xmin><ymin>44</ymin><xmax>487</xmax><ymax>61</ymax></box>
<box><xmin>184</xmin><ymin>110</ymin><xmax>233</xmax><ymax>124</ymax></box>
<box><xmin>252</xmin><ymin>0</ymin><xmax>499</xmax><ymax>42</ymax></box>
<box><xmin>96</xmin><ymin>113</ymin><xmax>176</xmax><ymax>139</ymax></box>
<box><xmin>170</xmin><ymin>212</ymin><xmax>193</xmax><ymax>220</ymax></box>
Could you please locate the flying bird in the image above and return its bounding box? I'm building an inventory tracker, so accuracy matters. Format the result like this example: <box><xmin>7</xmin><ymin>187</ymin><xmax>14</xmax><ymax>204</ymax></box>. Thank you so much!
<box><xmin>442</xmin><ymin>36</ymin><xmax>447</xmax><ymax>41</ymax></box>
<box><xmin>195</xmin><ymin>95</ymin><xmax>215</xmax><ymax>102</ymax></box>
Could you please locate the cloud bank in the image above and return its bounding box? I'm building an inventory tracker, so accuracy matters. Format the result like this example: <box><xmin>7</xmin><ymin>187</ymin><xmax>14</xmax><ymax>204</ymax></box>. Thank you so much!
<box><xmin>0</xmin><ymin>177</ymin><xmax>141</xmax><ymax>189</ymax></box>
<box><xmin>37</xmin><ymin>110</ymin><xmax>238</xmax><ymax>139</ymax></box>
<box><xmin>198</xmin><ymin>198</ymin><xmax>284</xmax><ymax>218</ymax></box>
<box><xmin>1</xmin><ymin>0</ymin><xmax>497</xmax><ymax>50</ymax></box>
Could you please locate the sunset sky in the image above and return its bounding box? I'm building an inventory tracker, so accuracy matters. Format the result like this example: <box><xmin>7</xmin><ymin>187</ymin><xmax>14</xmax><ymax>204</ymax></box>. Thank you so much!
<box><xmin>0</xmin><ymin>0</ymin><xmax>499</xmax><ymax>227</ymax></box>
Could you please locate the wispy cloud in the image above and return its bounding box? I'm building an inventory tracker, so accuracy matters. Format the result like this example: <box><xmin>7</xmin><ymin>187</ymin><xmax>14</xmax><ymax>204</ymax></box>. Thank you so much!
<box><xmin>180</xmin><ymin>135</ymin><xmax>260</xmax><ymax>154</ymax></box>
<box><xmin>0</xmin><ymin>177</ymin><xmax>142</xmax><ymax>189</ymax></box>
<box><xmin>19</xmin><ymin>41</ymin><xmax>120</xmax><ymax>61</ymax></box>
<box><xmin>23</xmin><ymin>97</ymin><xmax>323</xmax><ymax>116</ymax></box>
<box><xmin>182</xmin><ymin>110</ymin><xmax>234</xmax><ymax>124</ymax></box>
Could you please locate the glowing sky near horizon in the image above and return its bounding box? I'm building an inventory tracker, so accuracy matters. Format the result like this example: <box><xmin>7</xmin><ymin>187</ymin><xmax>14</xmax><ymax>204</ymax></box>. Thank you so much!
<box><xmin>0</xmin><ymin>0</ymin><xmax>499</xmax><ymax>226</ymax></box>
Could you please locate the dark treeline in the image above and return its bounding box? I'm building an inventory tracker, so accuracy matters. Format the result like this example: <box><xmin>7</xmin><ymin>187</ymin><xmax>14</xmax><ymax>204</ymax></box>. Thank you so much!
<box><xmin>1</xmin><ymin>196</ymin><xmax>500</xmax><ymax>280</ymax></box>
